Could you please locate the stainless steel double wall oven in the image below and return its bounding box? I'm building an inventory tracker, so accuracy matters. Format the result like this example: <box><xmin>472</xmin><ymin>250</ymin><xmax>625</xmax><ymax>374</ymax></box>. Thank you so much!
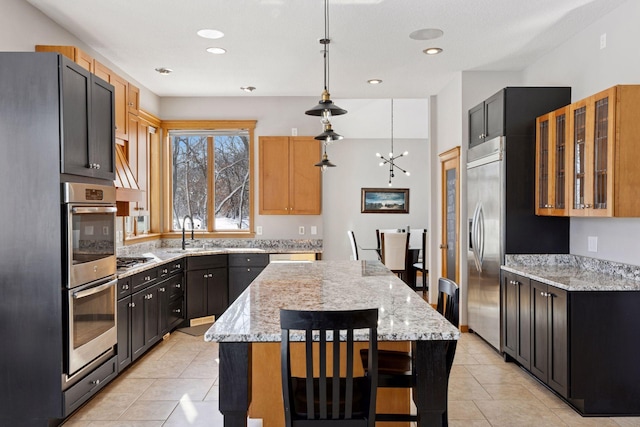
<box><xmin>62</xmin><ymin>182</ymin><xmax>118</xmax><ymax>383</ymax></box>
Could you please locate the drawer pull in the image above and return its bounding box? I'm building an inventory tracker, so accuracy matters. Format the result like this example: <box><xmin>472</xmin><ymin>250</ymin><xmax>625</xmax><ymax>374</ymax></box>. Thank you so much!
<box><xmin>159</xmin><ymin>287</ymin><xmax>166</xmax><ymax>292</ymax></box>
<box><xmin>175</xmin><ymin>283</ymin><xmax>181</xmax><ymax>289</ymax></box>
<box><xmin>129</xmin><ymin>302</ymin><xmax>135</xmax><ymax>308</ymax></box>
<box><xmin>90</xmin><ymin>379</ymin><xmax>101</xmax><ymax>386</ymax></box>
<box><xmin>173</xmin><ymin>308</ymin><xmax>182</xmax><ymax>313</ymax></box>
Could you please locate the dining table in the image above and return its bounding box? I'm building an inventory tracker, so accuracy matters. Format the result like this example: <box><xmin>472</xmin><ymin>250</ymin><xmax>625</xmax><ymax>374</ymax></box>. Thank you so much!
<box><xmin>205</xmin><ymin>259</ymin><xmax>459</xmax><ymax>427</ymax></box>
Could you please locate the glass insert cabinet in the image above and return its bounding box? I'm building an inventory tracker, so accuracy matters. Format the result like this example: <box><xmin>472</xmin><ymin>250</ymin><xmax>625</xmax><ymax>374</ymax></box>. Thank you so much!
<box><xmin>536</xmin><ymin>85</ymin><xmax>640</xmax><ymax>218</ymax></box>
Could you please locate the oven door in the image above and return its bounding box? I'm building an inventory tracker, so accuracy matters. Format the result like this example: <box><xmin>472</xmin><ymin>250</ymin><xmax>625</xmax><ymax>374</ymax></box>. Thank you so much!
<box><xmin>66</xmin><ymin>277</ymin><xmax>117</xmax><ymax>376</ymax></box>
<box><xmin>66</xmin><ymin>205</ymin><xmax>117</xmax><ymax>288</ymax></box>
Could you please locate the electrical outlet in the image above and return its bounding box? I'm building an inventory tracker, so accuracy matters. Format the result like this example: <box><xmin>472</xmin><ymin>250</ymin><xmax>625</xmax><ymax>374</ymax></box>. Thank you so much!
<box><xmin>588</xmin><ymin>236</ymin><xmax>598</xmax><ymax>252</ymax></box>
<box><xmin>102</xmin><ymin>226</ymin><xmax>109</xmax><ymax>235</ymax></box>
<box><xmin>256</xmin><ymin>226</ymin><xmax>263</xmax><ymax>235</ymax></box>
<box><xmin>299</xmin><ymin>226</ymin><xmax>305</xmax><ymax>235</ymax></box>
<box><xmin>310</xmin><ymin>226</ymin><xmax>317</xmax><ymax>235</ymax></box>
<box><xmin>600</xmin><ymin>33</ymin><xmax>607</xmax><ymax>49</ymax></box>
<box><xmin>292</xmin><ymin>127</ymin><xmax>298</xmax><ymax>136</ymax></box>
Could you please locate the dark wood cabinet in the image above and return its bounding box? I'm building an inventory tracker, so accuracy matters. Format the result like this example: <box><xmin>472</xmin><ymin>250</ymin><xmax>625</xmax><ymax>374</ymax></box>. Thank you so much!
<box><xmin>228</xmin><ymin>253</ymin><xmax>269</xmax><ymax>304</ymax></box>
<box><xmin>530</xmin><ymin>280</ymin><xmax>568</xmax><ymax>397</ymax></box>
<box><xmin>116</xmin><ymin>296</ymin><xmax>133</xmax><ymax>372</ymax></box>
<box><xmin>159</xmin><ymin>273</ymin><xmax>185</xmax><ymax>335</ymax></box>
<box><xmin>131</xmin><ymin>283</ymin><xmax>160</xmax><ymax>362</ymax></box>
<box><xmin>468</xmin><ymin>90</ymin><xmax>504</xmax><ymax>148</ymax></box>
<box><xmin>501</xmin><ymin>271</ymin><xmax>531</xmax><ymax>369</ymax></box>
<box><xmin>60</xmin><ymin>57</ymin><xmax>115</xmax><ymax>180</ymax></box>
<box><xmin>186</xmin><ymin>254</ymin><xmax>228</xmax><ymax>319</ymax></box>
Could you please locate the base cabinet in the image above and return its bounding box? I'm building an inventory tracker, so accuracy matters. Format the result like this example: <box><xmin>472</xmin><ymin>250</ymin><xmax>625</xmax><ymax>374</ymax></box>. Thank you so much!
<box><xmin>501</xmin><ymin>271</ymin><xmax>531</xmax><ymax>369</ymax></box>
<box><xmin>186</xmin><ymin>255</ymin><xmax>228</xmax><ymax>320</ymax></box>
<box><xmin>530</xmin><ymin>280</ymin><xmax>568</xmax><ymax>397</ymax></box>
<box><xmin>117</xmin><ymin>263</ymin><xmax>184</xmax><ymax>372</ymax></box>
<box><xmin>228</xmin><ymin>253</ymin><xmax>269</xmax><ymax>304</ymax></box>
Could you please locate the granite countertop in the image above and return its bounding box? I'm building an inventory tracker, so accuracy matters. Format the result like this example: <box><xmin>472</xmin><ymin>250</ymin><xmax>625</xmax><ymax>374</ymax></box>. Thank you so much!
<box><xmin>205</xmin><ymin>260</ymin><xmax>460</xmax><ymax>343</ymax></box>
<box><xmin>116</xmin><ymin>246</ymin><xmax>318</xmax><ymax>279</ymax></box>
<box><xmin>502</xmin><ymin>254</ymin><xmax>640</xmax><ymax>291</ymax></box>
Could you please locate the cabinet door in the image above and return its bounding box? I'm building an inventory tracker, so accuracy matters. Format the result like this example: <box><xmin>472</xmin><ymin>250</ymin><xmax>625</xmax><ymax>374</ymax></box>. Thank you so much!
<box><xmin>502</xmin><ymin>271</ymin><xmax>518</xmax><ymax>358</ymax></box>
<box><xmin>111</xmin><ymin>73</ymin><xmax>129</xmax><ymax>140</ymax></box>
<box><xmin>60</xmin><ymin>58</ymin><xmax>91</xmax><ymax>177</ymax></box>
<box><xmin>259</xmin><ymin>136</ymin><xmax>290</xmax><ymax>214</ymax></box>
<box><xmin>589</xmin><ymin>88</ymin><xmax>615</xmax><ymax>217</ymax></box>
<box><xmin>535</xmin><ymin>113</ymin><xmax>552</xmax><ymax>215</ymax></box>
<box><xmin>158</xmin><ymin>280</ymin><xmax>170</xmax><ymax>335</ymax></box>
<box><xmin>128</xmin><ymin>83</ymin><xmax>140</xmax><ymax>114</ymax></box>
<box><xmin>131</xmin><ymin>290</ymin><xmax>146</xmax><ymax>361</ymax></box>
<box><xmin>530</xmin><ymin>280</ymin><xmax>548</xmax><ymax>382</ymax></box>
<box><xmin>484</xmin><ymin>91</ymin><xmax>504</xmax><ymax>140</ymax></box>
<box><xmin>143</xmin><ymin>284</ymin><xmax>160</xmax><ymax>347</ymax></box>
<box><xmin>116</xmin><ymin>297</ymin><xmax>132</xmax><ymax>372</ymax></box>
<box><xmin>547</xmin><ymin>287</ymin><xmax>568</xmax><ymax>397</ymax></box>
<box><xmin>552</xmin><ymin>108</ymin><xmax>569</xmax><ymax>216</ymax></box>
<box><xmin>468</xmin><ymin>102</ymin><xmax>485</xmax><ymax>148</ymax></box>
<box><xmin>90</xmin><ymin>75</ymin><xmax>115</xmax><ymax>180</ymax></box>
<box><xmin>186</xmin><ymin>270</ymin><xmax>207</xmax><ymax>320</ymax></box>
<box><xmin>207</xmin><ymin>267</ymin><xmax>229</xmax><ymax>316</ymax></box>
<box><xmin>290</xmin><ymin>137</ymin><xmax>321</xmax><ymax>214</ymax></box>
<box><xmin>516</xmin><ymin>277</ymin><xmax>532</xmax><ymax>369</ymax></box>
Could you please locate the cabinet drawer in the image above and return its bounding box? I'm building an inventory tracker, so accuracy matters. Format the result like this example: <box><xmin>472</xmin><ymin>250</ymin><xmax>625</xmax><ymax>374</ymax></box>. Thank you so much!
<box><xmin>228</xmin><ymin>253</ymin><xmax>269</xmax><ymax>267</ymax></box>
<box><xmin>132</xmin><ymin>267</ymin><xmax>158</xmax><ymax>292</ymax></box>
<box><xmin>117</xmin><ymin>277</ymin><xmax>132</xmax><ymax>298</ymax></box>
<box><xmin>188</xmin><ymin>254</ymin><xmax>227</xmax><ymax>270</ymax></box>
<box><xmin>63</xmin><ymin>355</ymin><xmax>117</xmax><ymax>416</ymax></box>
<box><xmin>163</xmin><ymin>273</ymin><xmax>184</xmax><ymax>299</ymax></box>
<box><xmin>159</xmin><ymin>259</ymin><xmax>185</xmax><ymax>279</ymax></box>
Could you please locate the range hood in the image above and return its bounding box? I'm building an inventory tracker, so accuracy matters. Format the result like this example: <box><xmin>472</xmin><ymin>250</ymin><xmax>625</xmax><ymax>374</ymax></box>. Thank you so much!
<box><xmin>114</xmin><ymin>144</ymin><xmax>145</xmax><ymax>203</ymax></box>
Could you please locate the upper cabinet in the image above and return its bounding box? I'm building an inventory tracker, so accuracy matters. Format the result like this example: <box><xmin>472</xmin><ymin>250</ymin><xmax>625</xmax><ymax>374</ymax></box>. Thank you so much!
<box><xmin>94</xmin><ymin>61</ymin><xmax>129</xmax><ymax>140</ymax></box>
<box><xmin>468</xmin><ymin>90</ymin><xmax>504</xmax><ymax>148</ymax></box>
<box><xmin>36</xmin><ymin>45</ymin><xmax>93</xmax><ymax>73</ymax></box>
<box><xmin>567</xmin><ymin>85</ymin><xmax>640</xmax><ymax>217</ymax></box>
<box><xmin>259</xmin><ymin>136</ymin><xmax>322</xmax><ymax>215</ymax></box>
<box><xmin>535</xmin><ymin>106</ymin><xmax>569</xmax><ymax>216</ymax></box>
<box><xmin>60</xmin><ymin>58</ymin><xmax>115</xmax><ymax>180</ymax></box>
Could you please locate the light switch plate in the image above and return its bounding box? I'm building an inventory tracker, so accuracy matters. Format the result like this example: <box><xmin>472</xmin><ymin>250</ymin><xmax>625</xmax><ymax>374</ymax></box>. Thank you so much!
<box><xmin>256</xmin><ymin>226</ymin><xmax>263</xmax><ymax>235</ymax></box>
<box><xmin>299</xmin><ymin>226</ymin><xmax>305</xmax><ymax>235</ymax></box>
<box><xmin>310</xmin><ymin>226</ymin><xmax>317</xmax><ymax>235</ymax></box>
<box><xmin>588</xmin><ymin>236</ymin><xmax>598</xmax><ymax>252</ymax></box>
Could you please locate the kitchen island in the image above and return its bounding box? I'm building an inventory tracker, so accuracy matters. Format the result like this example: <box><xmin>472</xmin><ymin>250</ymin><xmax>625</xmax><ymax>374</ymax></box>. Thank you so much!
<box><xmin>205</xmin><ymin>260</ymin><xmax>460</xmax><ymax>427</ymax></box>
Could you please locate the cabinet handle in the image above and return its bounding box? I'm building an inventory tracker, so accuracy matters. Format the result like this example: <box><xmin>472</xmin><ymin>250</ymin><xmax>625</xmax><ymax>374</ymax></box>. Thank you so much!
<box><xmin>90</xmin><ymin>379</ymin><xmax>101</xmax><ymax>386</ymax></box>
<box><xmin>173</xmin><ymin>309</ymin><xmax>182</xmax><ymax>313</ymax></box>
<box><xmin>585</xmin><ymin>204</ymin><xmax>591</xmax><ymax>208</ymax></box>
<box><xmin>122</xmin><ymin>284</ymin><xmax>129</xmax><ymax>290</ymax></box>
<box><xmin>129</xmin><ymin>302</ymin><xmax>135</xmax><ymax>308</ymax></box>
<box><xmin>175</xmin><ymin>283</ymin><xmax>181</xmax><ymax>289</ymax></box>
<box><xmin>247</xmin><ymin>258</ymin><xmax>251</xmax><ymax>262</ymax></box>
<box><xmin>96</xmin><ymin>163</ymin><xmax>100</xmax><ymax>170</ymax></box>
<box><xmin>203</xmin><ymin>273</ymin><xmax>208</xmax><ymax>278</ymax></box>
<box><xmin>159</xmin><ymin>287</ymin><xmax>166</xmax><ymax>292</ymax></box>
<box><xmin>176</xmin><ymin>263</ymin><xmax>181</xmax><ymax>269</ymax></box>
<box><xmin>247</xmin><ymin>268</ymin><xmax>251</xmax><ymax>272</ymax></box>
<box><xmin>163</xmin><ymin>269</ymin><xmax>168</xmax><ymax>274</ymax></box>
<box><xmin>208</xmin><ymin>273</ymin><xmax>213</xmax><ymax>278</ymax></box>
<box><xmin>145</xmin><ymin>276</ymin><xmax>151</xmax><ymax>281</ymax></box>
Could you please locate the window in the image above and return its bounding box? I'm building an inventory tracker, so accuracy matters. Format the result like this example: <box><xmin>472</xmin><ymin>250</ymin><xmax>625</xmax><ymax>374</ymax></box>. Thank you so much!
<box><xmin>163</xmin><ymin>121</ymin><xmax>256</xmax><ymax>235</ymax></box>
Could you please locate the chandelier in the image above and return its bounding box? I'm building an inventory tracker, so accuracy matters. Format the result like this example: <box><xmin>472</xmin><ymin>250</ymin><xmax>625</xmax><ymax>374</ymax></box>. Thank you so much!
<box><xmin>376</xmin><ymin>99</ymin><xmax>410</xmax><ymax>186</ymax></box>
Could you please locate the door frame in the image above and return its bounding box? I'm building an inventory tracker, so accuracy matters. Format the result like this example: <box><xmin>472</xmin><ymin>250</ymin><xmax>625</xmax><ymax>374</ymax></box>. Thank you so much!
<box><xmin>439</xmin><ymin>146</ymin><xmax>460</xmax><ymax>285</ymax></box>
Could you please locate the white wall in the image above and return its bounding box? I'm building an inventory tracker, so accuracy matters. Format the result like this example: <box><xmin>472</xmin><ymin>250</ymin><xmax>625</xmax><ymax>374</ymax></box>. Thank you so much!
<box><xmin>523</xmin><ymin>0</ymin><xmax>640</xmax><ymax>265</ymax></box>
<box><xmin>1</xmin><ymin>0</ymin><xmax>160</xmax><ymax>115</ymax></box>
<box><xmin>161</xmin><ymin>97</ymin><xmax>430</xmax><ymax>257</ymax></box>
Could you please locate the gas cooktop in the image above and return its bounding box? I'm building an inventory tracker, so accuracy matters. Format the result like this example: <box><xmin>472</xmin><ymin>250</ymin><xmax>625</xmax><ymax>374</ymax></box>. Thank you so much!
<box><xmin>116</xmin><ymin>256</ymin><xmax>153</xmax><ymax>269</ymax></box>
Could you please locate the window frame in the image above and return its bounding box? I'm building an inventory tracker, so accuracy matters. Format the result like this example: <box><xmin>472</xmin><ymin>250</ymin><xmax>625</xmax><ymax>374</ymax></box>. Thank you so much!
<box><xmin>161</xmin><ymin>120</ymin><xmax>257</xmax><ymax>238</ymax></box>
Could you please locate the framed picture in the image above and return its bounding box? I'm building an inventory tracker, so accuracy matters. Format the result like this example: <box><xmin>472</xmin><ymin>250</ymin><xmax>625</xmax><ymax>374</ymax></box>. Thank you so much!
<box><xmin>361</xmin><ymin>188</ymin><xmax>409</xmax><ymax>214</ymax></box>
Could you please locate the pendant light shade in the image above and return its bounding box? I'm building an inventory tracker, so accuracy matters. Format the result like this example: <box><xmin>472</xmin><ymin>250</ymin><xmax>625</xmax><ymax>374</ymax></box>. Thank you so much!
<box><xmin>306</xmin><ymin>90</ymin><xmax>347</xmax><ymax>117</ymax></box>
<box><xmin>314</xmin><ymin>152</ymin><xmax>336</xmax><ymax>169</ymax></box>
<box><xmin>314</xmin><ymin>123</ymin><xmax>343</xmax><ymax>142</ymax></box>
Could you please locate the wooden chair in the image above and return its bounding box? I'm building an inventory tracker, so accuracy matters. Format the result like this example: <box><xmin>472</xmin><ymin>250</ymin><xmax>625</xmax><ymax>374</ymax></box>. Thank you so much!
<box><xmin>412</xmin><ymin>230</ymin><xmax>428</xmax><ymax>296</ymax></box>
<box><xmin>347</xmin><ymin>230</ymin><xmax>359</xmax><ymax>260</ymax></box>
<box><xmin>380</xmin><ymin>231</ymin><xmax>410</xmax><ymax>282</ymax></box>
<box><xmin>280</xmin><ymin>308</ymin><xmax>379</xmax><ymax>427</ymax></box>
<box><xmin>359</xmin><ymin>278</ymin><xmax>459</xmax><ymax>423</ymax></box>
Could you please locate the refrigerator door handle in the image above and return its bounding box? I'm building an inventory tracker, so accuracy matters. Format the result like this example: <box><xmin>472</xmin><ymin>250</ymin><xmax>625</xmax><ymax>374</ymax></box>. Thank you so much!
<box><xmin>471</xmin><ymin>204</ymin><xmax>481</xmax><ymax>272</ymax></box>
<box><xmin>477</xmin><ymin>204</ymin><xmax>485</xmax><ymax>270</ymax></box>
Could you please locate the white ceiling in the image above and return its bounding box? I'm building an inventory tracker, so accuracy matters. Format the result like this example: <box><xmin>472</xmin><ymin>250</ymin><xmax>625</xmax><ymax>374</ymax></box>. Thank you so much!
<box><xmin>26</xmin><ymin>0</ymin><xmax>625</xmax><ymax>98</ymax></box>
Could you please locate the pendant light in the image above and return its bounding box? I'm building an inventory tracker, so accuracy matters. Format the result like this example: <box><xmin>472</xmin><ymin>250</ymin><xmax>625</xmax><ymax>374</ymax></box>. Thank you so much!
<box><xmin>305</xmin><ymin>0</ymin><xmax>347</xmax><ymax>122</ymax></box>
<box><xmin>376</xmin><ymin>99</ymin><xmax>410</xmax><ymax>186</ymax></box>
<box><xmin>314</xmin><ymin>145</ymin><xmax>337</xmax><ymax>172</ymax></box>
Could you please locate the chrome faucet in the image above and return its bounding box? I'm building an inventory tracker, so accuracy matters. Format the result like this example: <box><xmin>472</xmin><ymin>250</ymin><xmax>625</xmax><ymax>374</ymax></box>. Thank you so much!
<box><xmin>182</xmin><ymin>215</ymin><xmax>195</xmax><ymax>250</ymax></box>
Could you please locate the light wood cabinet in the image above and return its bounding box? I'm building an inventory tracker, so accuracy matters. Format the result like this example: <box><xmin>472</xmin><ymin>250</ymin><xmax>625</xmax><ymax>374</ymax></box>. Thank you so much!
<box><xmin>259</xmin><ymin>136</ymin><xmax>322</xmax><ymax>215</ymax></box>
<box><xmin>93</xmin><ymin>60</ymin><xmax>129</xmax><ymax>141</ymax></box>
<box><xmin>535</xmin><ymin>106</ymin><xmax>569</xmax><ymax>216</ymax></box>
<box><xmin>35</xmin><ymin>45</ymin><xmax>93</xmax><ymax>72</ymax></box>
<box><xmin>567</xmin><ymin>85</ymin><xmax>640</xmax><ymax>217</ymax></box>
<box><xmin>124</xmin><ymin>113</ymin><xmax>149</xmax><ymax>216</ymax></box>
<box><xmin>128</xmin><ymin>83</ymin><xmax>140</xmax><ymax>115</ymax></box>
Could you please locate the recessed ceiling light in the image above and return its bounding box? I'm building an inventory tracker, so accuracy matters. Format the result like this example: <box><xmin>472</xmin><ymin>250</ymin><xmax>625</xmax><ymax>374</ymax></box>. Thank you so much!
<box><xmin>423</xmin><ymin>47</ymin><xmax>443</xmax><ymax>55</ymax></box>
<box><xmin>154</xmin><ymin>67</ymin><xmax>173</xmax><ymax>75</ymax></box>
<box><xmin>367</xmin><ymin>79</ymin><xmax>383</xmax><ymax>85</ymax></box>
<box><xmin>240</xmin><ymin>86</ymin><xmax>256</xmax><ymax>92</ymax></box>
<box><xmin>197</xmin><ymin>29</ymin><xmax>224</xmax><ymax>39</ymax></box>
<box><xmin>206</xmin><ymin>47</ymin><xmax>227</xmax><ymax>54</ymax></box>
<box><xmin>409</xmin><ymin>28</ymin><xmax>444</xmax><ymax>41</ymax></box>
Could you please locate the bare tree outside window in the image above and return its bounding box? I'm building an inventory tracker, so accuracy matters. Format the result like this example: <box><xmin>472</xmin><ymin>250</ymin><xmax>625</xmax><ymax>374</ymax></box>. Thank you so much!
<box><xmin>171</xmin><ymin>131</ymin><xmax>250</xmax><ymax>231</ymax></box>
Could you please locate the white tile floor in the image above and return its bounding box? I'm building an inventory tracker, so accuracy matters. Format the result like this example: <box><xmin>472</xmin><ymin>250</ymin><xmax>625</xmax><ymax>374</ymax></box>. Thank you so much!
<box><xmin>62</xmin><ymin>326</ymin><xmax>640</xmax><ymax>426</ymax></box>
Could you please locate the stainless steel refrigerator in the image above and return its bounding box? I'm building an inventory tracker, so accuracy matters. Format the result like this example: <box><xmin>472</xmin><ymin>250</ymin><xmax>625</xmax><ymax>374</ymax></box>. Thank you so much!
<box><xmin>466</xmin><ymin>86</ymin><xmax>572</xmax><ymax>351</ymax></box>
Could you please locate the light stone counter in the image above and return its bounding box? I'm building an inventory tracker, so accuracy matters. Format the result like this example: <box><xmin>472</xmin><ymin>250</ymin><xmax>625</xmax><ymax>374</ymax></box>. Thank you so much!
<box><xmin>502</xmin><ymin>254</ymin><xmax>640</xmax><ymax>291</ymax></box>
<box><xmin>205</xmin><ymin>260</ymin><xmax>460</xmax><ymax>343</ymax></box>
